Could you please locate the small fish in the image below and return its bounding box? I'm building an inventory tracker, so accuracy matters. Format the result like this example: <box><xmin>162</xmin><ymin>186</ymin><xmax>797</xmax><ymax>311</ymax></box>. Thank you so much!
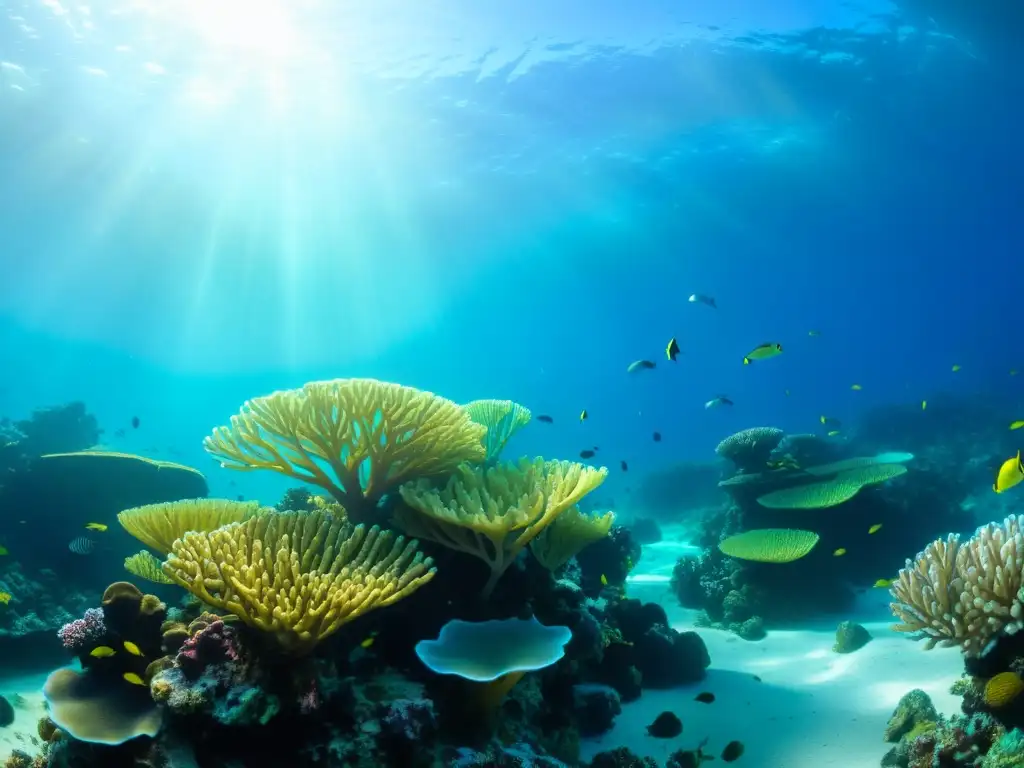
<box><xmin>952</xmin><ymin>364</ymin><xmax>961</xmax><ymax>372</ymax></box>
<box><xmin>820</xmin><ymin>415</ymin><xmax>841</xmax><ymax>426</ymax></box>
<box><xmin>743</xmin><ymin>342</ymin><xmax>782</xmax><ymax>364</ymax></box>
<box><xmin>705</xmin><ymin>396</ymin><xmax>734</xmax><ymax>409</ymax></box>
<box><xmin>1010</xmin><ymin>421</ymin><xmax>1024</xmax><ymax>430</ymax></box>
<box><xmin>672</xmin><ymin>736</ymin><xmax>712</xmax><ymax>767</ymax></box>
<box><xmin>0</xmin><ymin>592</ymin><xmax>11</xmax><ymax>606</ymax></box>
<box><xmin>537</xmin><ymin>415</ymin><xmax>554</xmax><ymax>424</ymax></box>
<box><xmin>360</xmin><ymin>632</ymin><xmax>377</xmax><ymax>649</ymax></box>
<box><xmin>236</xmin><ymin>494</ymin><xmax>245</xmax><ymax>501</ymax></box>
<box><xmin>646</xmin><ymin>710</ymin><xmax>683</xmax><ymax>738</ymax></box>
<box><xmin>808</xmin><ymin>330</ymin><xmax>821</xmax><ymax>337</ymax></box>
<box><xmin>123</xmin><ymin>672</ymin><xmax>145</xmax><ymax>686</ymax></box>
<box><xmin>833</xmin><ymin>548</ymin><xmax>846</xmax><ymax>557</ymax></box>
<box><xmin>721</xmin><ymin>741</ymin><xmax>746</xmax><ymax>762</ymax></box>
<box><xmin>627</xmin><ymin>360</ymin><xmax>656</xmax><ymax>374</ymax></box>
<box><xmin>600</xmin><ymin>574</ymin><xmax>609</xmax><ymax>586</ymax></box>
<box><xmin>90</xmin><ymin>646</ymin><xmax>116</xmax><ymax>658</ymax></box>
<box><xmin>868</xmin><ymin>524</ymin><xmax>883</xmax><ymax>534</ymax></box>
<box><xmin>652</xmin><ymin>432</ymin><xmax>662</xmax><ymax>442</ymax></box>
<box><xmin>851</xmin><ymin>384</ymin><xmax>862</xmax><ymax>391</ymax></box>
<box><xmin>666</xmin><ymin>337</ymin><xmax>681</xmax><ymax>361</ymax></box>
<box><xmin>68</xmin><ymin>536</ymin><xmax>96</xmax><ymax>555</ymax></box>
<box><xmin>827</xmin><ymin>430</ymin><xmax>841</xmax><ymax>437</ymax></box>
<box><xmin>994</xmin><ymin>451</ymin><xmax>1024</xmax><ymax>494</ymax></box>
<box><xmin>620</xmin><ymin>460</ymin><xmax>628</xmax><ymax>472</ymax></box>
<box><xmin>580</xmin><ymin>450</ymin><xmax>596</xmax><ymax>459</ymax></box>
<box><xmin>921</xmin><ymin>400</ymin><xmax>927</xmax><ymax>410</ymax></box>
<box><xmin>123</xmin><ymin>641</ymin><xmax>143</xmax><ymax>656</ymax></box>
<box><xmin>752</xmin><ymin>675</ymin><xmax>762</xmax><ymax>682</ymax></box>
<box><xmin>688</xmin><ymin>294</ymin><xmax>716</xmax><ymax>309</ymax></box>
<box><xmin>580</xmin><ymin>410</ymin><xmax>588</xmax><ymax>422</ymax></box>
<box><xmin>84</xmin><ymin>523</ymin><xmax>108</xmax><ymax>532</ymax></box>
<box><xmin>873</xmin><ymin>578</ymin><xmax>894</xmax><ymax>588</ymax></box>
<box><xmin>694</xmin><ymin>692</ymin><xmax>715</xmax><ymax>704</ymax></box>
<box><xmin>131</xmin><ymin>416</ymin><xmax>140</xmax><ymax>429</ymax></box>
<box><xmin>784</xmin><ymin>388</ymin><xmax>791</xmax><ymax>397</ymax></box>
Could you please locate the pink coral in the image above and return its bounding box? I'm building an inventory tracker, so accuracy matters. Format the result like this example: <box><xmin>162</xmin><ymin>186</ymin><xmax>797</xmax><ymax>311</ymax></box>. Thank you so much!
<box><xmin>56</xmin><ymin>608</ymin><xmax>105</xmax><ymax>651</ymax></box>
<box><xmin>175</xmin><ymin>621</ymin><xmax>240</xmax><ymax>681</ymax></box>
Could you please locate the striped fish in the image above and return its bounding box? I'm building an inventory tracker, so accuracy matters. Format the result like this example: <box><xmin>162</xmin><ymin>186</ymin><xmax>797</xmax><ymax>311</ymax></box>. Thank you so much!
<box><xmin>68</xmin><ymin>536</ymin><xmax>96</xmax><ymax>555</ymax></box>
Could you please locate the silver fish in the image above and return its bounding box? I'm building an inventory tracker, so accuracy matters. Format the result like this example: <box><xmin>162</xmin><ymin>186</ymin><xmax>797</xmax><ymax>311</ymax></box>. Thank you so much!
<box><xmin>688</xmin><ymin>294</ymin><xmax>717</xmax><ymax>308</ymax></box>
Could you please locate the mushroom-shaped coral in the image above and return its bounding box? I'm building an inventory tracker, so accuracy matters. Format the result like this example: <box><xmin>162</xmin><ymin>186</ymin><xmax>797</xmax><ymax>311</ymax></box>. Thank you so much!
<box><xmin>118</xmin><ymin>498</ymin><xmax>267</xmax><ymax>555</ymax></box>
<box><xmin>718</xmin><ymin>529</ymin><xmax>820</xmax><ymax>563</ymax></box>
<box><xmin>42</xmin><ymin>666</ymin><xmax>162</xmax><ymax>745</ymax></box>
<box><xmin>203</xmin><ymin>378</ymin><xmax>487</xmax><ymax>523</ymax></box>
<box><xmin>397</xmin><ymin>457</ymin><xmax>607</xmax><ymax>597</ymax></box>
<box><xmin>530</xmin><ymin>506</ymin><xmax>615</xmax><ymax>571</ymax></box>
<box><xmin>756</xmin><ymin>463</ymin><xmax>907</xmax><ymax>509</ymax></box>
<box><xmin>715</xmin><ymin>427</ymin><xmax>785</xmax><ymax>472</ymax></box>
<box><xmin>462</xmin><ymin>399</ymin><xmax>532</xmax><ymax>463</ymax></box>
<box><xmin>162</xmin><ymin>509</ymin><xmax>436</xmax><ymax>654</ymax></box>
<box><xmin>415</xmin><ymin>616</ymin><xmax>572</xmax><ymax>707</ymax></box>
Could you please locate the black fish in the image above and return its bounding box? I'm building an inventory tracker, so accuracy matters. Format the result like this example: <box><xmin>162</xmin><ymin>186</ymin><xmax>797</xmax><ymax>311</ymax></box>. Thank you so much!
<box><xmin>236</xmin><ymin>494</ymin><xmax>245</xmax><ymax>501</ymax></box>
<box><xmin>131</xmin><ymin>416</ymin><xmax>140</xmax><ymax>429</ymax></box>
<box><xmin>620</xmin><ymin>460</ymin><xmax>628</xmax><ymax>472</ymax></box>
<box><xmin>672</xmin><ymin>737</ymin><xmax>711</xmax><ymax>768</ymax></box>
<box><xmin>752</xmin><ymin>675</ymin><xmax>762</xmax><ymax>682</ymax></box>
<box><xmin>580</xmin><ymin>450</ymin><xmax>595</xmax><ymax>459</ymax></box>
<box><xmin>722</xmin><ymin>741</ymin><xmax>745</xmax><ymax>762</ymax></box>
<box><xmin>694</xmin><ymin>692</ymin><xmax>715</xmax><ymax>704</ymax></box>
<box><xmin>646</xmin><ymin>711</ymin><xmax>682</xmax><ymax>738</ymax></box>
<box><xmin>593</xmin><ymin>445</ymin><xmax>600</xmax><ymax>451</ymax></box>
<box><xmin>666</xmin><ymin>337</ymin><xmax>680</xmax><ymax>361</ymax></box>
<box><xmin>653</xmin><ymin>432</ymin><xmax>662</xmax><ymax>442</ymax></box>
<box><xmin>537</xmin><ymin>415</ymin><xmax>554</xmax><ymax>423</ymax></box>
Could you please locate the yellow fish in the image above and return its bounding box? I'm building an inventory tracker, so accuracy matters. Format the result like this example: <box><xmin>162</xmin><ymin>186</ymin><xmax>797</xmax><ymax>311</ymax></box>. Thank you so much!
<box><xmin>0</xmin><ymin>592</ymin><xmax>11</xmax><ymax>605</ymax></box>
<box><xmin>850</xmin><ymin>384</ymin><xmax>862</xmax><ymax>391</ymax></box>
<box><xmin>123</xmin><ymin>641</ymin><xmax>143</xmax><ymax>656</ymax></box>
<box><xmin>90</xmin><ymin>646</ymin><xmax>116</xmax><ymax>658</ymax></box>
<box><xmin>580</xmin><ymin>410</ymin><xmax>588</xmax><ymax>423</ymax></box>
<box><xmin>600</xmin><ymin>574</ymin><xmax>609</xmax><ymax>586</ymax></box>
<box><xmin>833</xmin><ymin>548</ymin><xmax>846</xmax><ymax>557</ymax></box>
<box><xmin>868</xmin><ymin>524</ymin><xmax>883</xmax><ymax>534</ymax></box>
<box><xmin>827</xmin><ymin>430</ymin><xmax>841</xmax><ymax>437</ymax></box>
<box><xmin>84</xmin><ymin>523</ymin><xmax>108</xmax><ymax>532</ymax></box>
<box><xmin>743</xmin><ymin>343</ymin><xmax>783</xmax><ymax>365</ymax></box>
<box><xmin>952</xmin><ymin>364</ymin><xmax>961</xmax><ymax>372</ymax></box>
<box><xmin>873</xmin><ymin>578</ymin><xmax>894</xmax><ymax>588</ymax></box>
<box><xmin>921</xmin><ymin>400</ymin><xmax>927</xmax><ymax>411</ymax></box>
<box><xmin>994</xmin><ymin>451</ymin><xmax>1024</xmax><ymax>494</ymax></box>
<box><xmin>820</xmin><ymin>415</ymin><xmax>841</xmax><ymax>426</ymax></box>
<box><xmin>666</xmin><ymin>338</ymin><xmax>680</xmax><ymax>362</ymax></box>
<box><xmin>1010</xmin><ymin>421</ymin><xmax>1024</xmax><ymax>431</ymax></box>
<box><xmin>123</xmin><ymin>672</ymin><xmax>145</xmax><ymax>686</ymax></box>
<box><xmin>360</xmin><ymin>632</ymin><xmax>377</xmax><ymax>649</ymax></box>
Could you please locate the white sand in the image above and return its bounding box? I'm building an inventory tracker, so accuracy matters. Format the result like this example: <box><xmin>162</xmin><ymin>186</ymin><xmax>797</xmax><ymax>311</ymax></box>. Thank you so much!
<box><xmin>0</xmin><ymin>672</ymin><xmax>49</xmax><ymax>761</ymax></box>
<box><xmin>580</xmin><ymin>561</ymin><xmax>965</xmax><ymax>767</ymax></box>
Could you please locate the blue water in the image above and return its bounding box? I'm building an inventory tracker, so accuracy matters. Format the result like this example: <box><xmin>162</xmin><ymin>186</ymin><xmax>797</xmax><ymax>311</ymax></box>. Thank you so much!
<box><xmin>1</xmin><ymin>0</ymin><xmax>1022</xmax><ymax>507</ymax></box>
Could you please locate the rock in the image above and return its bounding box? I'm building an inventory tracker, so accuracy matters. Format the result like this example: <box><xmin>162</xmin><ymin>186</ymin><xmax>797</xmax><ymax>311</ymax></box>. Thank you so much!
<box><xmin>884</xmin><ymin>689</ymin><xmax>938</xmax><ymax>742</ymax></box>
<box><xmin>588</xmin><ymin>746</ymin><xmax>659</xmax><ymax>768</ymax></box>
<box><xmin>572</xmin><ymin>684</ymin><xmax>621</xmax><ymax>736</ymax></box>
<box><xmin>832</xmin><ymin>621</ymin><xmax>871</xmax><ymax>654</ymax></box>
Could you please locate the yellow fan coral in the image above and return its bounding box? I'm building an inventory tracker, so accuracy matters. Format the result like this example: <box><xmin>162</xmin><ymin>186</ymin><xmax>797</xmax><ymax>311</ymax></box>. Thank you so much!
<box><xmin>756</xmin><ymin>464</ymin><xmax>907</xmax><ymax>509</ymax></box>
<box><xmin>124</xmin><ymin>551</ymin><xmax>173</xmax><ymax>585</ymax></box>
<box><xmin>118</xmin><ymin>498</ymin><xmax>267</xmax><ymax>555</ymax></box>
<box><xmin>718</xmin><ymin>529</ymin><xmax>820</xmax><ymax>563</ymax></box>
<box><xmin>162</xmin><ymin>509</ymin><xmax>435</xmax><ymax>654</ymax></box>
<box><xmin>530</xmin><ymin>506</ymin><xmax>614</xmax><ymax>571</ymax></box>
<box><xmin>463</xmin><ymin>399</ymin><xmax>532</xmax><ymax>463</ymax></box>
<box><xmin>203</xmin><ymin>379</ymin><xmax>487</xmax><ymax>522</ymax></box>
<box><xmin>397</xmin><ymin>457</ymin><xmax>608</xmax><ymax>597</ymax></box>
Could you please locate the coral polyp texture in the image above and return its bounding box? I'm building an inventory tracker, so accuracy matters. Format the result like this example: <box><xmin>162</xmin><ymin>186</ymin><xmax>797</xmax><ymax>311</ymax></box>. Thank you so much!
<box><xmin>396</xmin><ymin>457</ymin><xmax>608</xmax><ymax>596</ymax></box>
<box><xmin>718</xmin><ymin>528</ymin><xmax>820</xmax><ymax>563</ymax></box>
<box><xmin>530</xmin><ymin>506</ymin><xmax>615</xmax><ymax>571</ymax></box>
<box><xmin>162</xmin><ymin>508</ymin><xmax>436</xmax><ymax>653</ymax></box>
<box><xmin>203</xmin><ymin>378</ymin><xmax>487</xmax><ymax>522</ymax></box>
<box><xmin>890</xmin><ymin>515</ymin><xmax>1024</xmax><ymax>656</ymax></box>
<box><xmin>756</xmin><ymin>462</ymin><xmax>907</xmax><ymax>509</ymax></box>
<box><xmin>462</xmin><ymin>398</ymin><xmax>532</xmax><ymax>463</ymax></box>
<box><xmin>714</xmin><ymin>427</ymin><xmax>785</xmax><ymax>472</ymax></box>
<box><xmin>118</xmin><ymin>498</ymin><xmax>268</xmax><ymax>555</ymax></box>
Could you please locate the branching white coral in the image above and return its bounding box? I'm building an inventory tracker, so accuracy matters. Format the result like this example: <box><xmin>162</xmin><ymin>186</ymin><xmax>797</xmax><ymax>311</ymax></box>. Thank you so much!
<box><xmin>890</xmin><ymin>515</ymin><xmax>1024</xmax><ymax>656</ymax></box>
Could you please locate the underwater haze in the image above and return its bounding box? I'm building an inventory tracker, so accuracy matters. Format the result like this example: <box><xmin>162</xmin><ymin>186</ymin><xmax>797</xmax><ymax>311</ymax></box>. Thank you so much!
<box><xmin>2</xmin><ymin>0</ymin><xmax>1024</xmax><ymax>766</ymax></box>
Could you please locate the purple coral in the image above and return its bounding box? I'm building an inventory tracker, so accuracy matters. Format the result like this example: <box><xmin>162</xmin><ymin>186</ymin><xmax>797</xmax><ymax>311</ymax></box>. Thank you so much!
<box><xmin>57</xmin><ymin>608</ymin><xmax>106</xmax><ymax>651</ymax></box>
<box><xmin>176</xmin><ymin>620</ymin><xmax>240</xmax><ymax>681</ymax></box>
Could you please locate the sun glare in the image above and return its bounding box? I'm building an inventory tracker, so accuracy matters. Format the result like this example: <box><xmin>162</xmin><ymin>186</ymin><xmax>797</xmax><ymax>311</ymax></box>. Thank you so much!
<box><xmin>182</xmin><ymin>0</ymin><xmax>298</xmax><ymax>59</ymax></box>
